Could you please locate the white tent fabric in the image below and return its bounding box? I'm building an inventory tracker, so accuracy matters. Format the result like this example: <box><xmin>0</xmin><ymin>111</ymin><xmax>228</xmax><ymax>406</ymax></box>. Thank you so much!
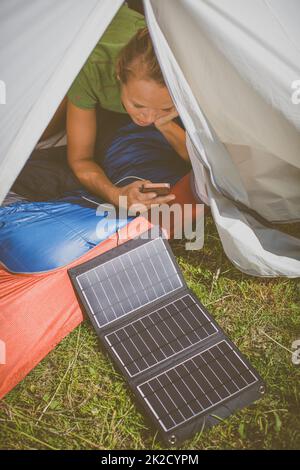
<box><xmin>0</xmin><ymin>0</ymin><xmax>123</xmax><ymax>204</ymax></box>
<box><xmin>0</xmin><ymin>0</ymin><xmax>299</xmax><ymax>276</ymax></box>
<box><xmin>144</xmin><ymin>0</ymin><xmax>300</xmax><ymax>276</ymax></box>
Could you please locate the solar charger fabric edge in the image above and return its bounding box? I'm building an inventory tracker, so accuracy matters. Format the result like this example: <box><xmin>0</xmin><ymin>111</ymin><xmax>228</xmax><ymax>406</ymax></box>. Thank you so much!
<box><xmin>68</xmin><ymin>231</ymin><xmax>265</xmax><ymax>446</ymax></box>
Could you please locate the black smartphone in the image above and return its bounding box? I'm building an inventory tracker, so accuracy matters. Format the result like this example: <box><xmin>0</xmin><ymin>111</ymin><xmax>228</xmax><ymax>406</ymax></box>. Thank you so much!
<box><xmin>140</xmin><ymin>183</ymin><xmax>171</xmax><ymax>196</ymax></box>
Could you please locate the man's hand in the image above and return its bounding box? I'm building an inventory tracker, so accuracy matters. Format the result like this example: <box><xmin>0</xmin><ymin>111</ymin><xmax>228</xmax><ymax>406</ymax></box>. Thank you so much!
<box><xmin>154</xmin><ymin>109</ymin><xmax>179</xmax><ymax>130</ymax></box>
<box><xmin>111</xmin><ymin>180</ymin><xmax>176</xmax><ymax>214</ymax></box>
<box><xmin>154</xmin><ymin>109</ymin><xmax>189</xmax><ymax>161</ymax></box>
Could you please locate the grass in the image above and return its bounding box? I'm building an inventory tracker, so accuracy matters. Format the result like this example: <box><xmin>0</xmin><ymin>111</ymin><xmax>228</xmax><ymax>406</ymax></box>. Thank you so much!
<box><xmin>0</xmin><ymin>214</ymin><xmax>299</xmax><ymax>450</ymax></box>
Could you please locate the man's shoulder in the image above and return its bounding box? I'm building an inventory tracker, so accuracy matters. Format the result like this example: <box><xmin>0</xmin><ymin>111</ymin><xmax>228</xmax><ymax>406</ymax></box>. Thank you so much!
<box><xmin>68</xmin><ymin>5</ymin><xmax>145</xmax><ymax>111</ymax></box>
<box><xmin>90</xmin><ymin>5</ymin><xmax>145</xmax><ymax>59</ymax></box>
<box><xmin>102</xmin><ymin>4</ymin><xmax>145</xmax><ymax>39</ymax></box>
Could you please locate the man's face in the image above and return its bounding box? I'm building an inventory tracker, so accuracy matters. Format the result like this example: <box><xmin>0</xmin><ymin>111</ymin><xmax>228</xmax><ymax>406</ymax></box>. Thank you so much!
<box><xmin>120</xmin><ymin>78</ymin><xmax>176</xmax><ymax>126</ymax></box>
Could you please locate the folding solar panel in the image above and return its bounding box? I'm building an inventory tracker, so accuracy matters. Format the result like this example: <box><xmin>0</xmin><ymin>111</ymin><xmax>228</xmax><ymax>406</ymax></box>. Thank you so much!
<box><xmin>69</xmin><ymin>231</ymin><xmax>265</xmax><ymax>446</ymax></box>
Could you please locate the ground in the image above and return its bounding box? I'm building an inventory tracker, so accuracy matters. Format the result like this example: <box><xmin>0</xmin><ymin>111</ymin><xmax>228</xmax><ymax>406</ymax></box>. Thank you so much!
<box><xmin>0</xmin><ymin>214</ymin><xmax>299</xmax><ymax>450</ymax></box>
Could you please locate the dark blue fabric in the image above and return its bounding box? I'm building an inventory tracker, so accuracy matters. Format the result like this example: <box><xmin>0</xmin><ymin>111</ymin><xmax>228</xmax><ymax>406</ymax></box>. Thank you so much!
<box><xmin>100</xmin><ymin>122</ymin><xmax>189</xmax><ymax>186</ymax></box>
<box><xmin>12</xmin><ymin>119</ymin><xmax>189</xmax><ymax>200</ymax></box>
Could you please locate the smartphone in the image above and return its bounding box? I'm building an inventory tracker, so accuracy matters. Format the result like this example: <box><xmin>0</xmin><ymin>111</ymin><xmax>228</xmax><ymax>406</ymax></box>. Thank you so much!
<box><xmin>140</xmin><ymin>183</ymin><xmax>171</xmax><ymax>196</ymax></box>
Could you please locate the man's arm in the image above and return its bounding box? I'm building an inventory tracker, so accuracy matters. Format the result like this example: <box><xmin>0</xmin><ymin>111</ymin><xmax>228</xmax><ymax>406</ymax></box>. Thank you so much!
<box><xmin>155</xmin><ymin>111</ymin><xmax>190</xmax><ymax>162</ymax></box>
<box><xmin>67</xmin><ymin>100</ymin><xmax>176</xmax><ymax>209</ymax></box>
<box><xmin>67</xmin><ymin>100</ymin><xmax>119</xmax><ymax>204</ymax></box>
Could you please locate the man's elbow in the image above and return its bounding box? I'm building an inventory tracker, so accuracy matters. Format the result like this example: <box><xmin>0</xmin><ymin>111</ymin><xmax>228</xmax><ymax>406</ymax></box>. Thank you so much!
<box><xmin>67</xmin><ymin>152</ymin><xmax>92</xmax><ymax>180</ymax></box>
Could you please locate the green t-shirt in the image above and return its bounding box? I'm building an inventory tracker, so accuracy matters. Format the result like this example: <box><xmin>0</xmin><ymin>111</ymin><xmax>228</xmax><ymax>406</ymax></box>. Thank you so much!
<box><xmin>67</xmin><ymin>5</ymin><xmax>145</xmax><ymax>113</ymax></box>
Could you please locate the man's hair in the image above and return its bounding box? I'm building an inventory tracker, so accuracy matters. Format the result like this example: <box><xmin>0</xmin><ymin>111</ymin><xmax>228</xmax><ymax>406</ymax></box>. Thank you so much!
<box><xmin>116</xmin><ymin>27</ymin><xmax>165</xmax><ymax>85</ymax></box>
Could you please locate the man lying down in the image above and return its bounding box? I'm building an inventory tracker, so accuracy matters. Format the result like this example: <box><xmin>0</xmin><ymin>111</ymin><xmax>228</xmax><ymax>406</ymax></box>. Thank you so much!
<box><xmin>0</xmin><ymin>6</ymin><xmax>190</xmax><ymax>273</ymax></box>
<box><xmin>11</xmin><ymin>5</ymin><xmax>190</xmax><ymax>209</ymax></box>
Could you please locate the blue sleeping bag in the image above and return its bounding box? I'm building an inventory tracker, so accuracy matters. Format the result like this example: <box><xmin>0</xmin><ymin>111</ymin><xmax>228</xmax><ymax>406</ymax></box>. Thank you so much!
<box><xmin>0</xmin><ymin>122</ymin><xmax>189</xmax><ymax>273</ymax></box>
<box><xmin>100</xmin><ymin>122</ymin><xmax>189</xmax><ymax>186</ymax></box>
<box><xmin>0</xmin><ymin>193</ymin><xmax>132</xmax><ymax>273</ymax></box>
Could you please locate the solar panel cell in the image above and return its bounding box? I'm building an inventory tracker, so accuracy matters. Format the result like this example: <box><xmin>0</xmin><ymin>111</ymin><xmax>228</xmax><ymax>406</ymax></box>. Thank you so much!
<box><xmin>105</xmin><ymin>295</ymin><xmax>218</xmax><ymax>377</ymax></box>
<box><xmin>138</xmin><ymin>341</ymin><xmax>258</xmax><ymax>432</ymax></box>
<box><xmin>77</xmin><ymin>238</ymin><xmax>183</xmax><ymax>328</ymax></box>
